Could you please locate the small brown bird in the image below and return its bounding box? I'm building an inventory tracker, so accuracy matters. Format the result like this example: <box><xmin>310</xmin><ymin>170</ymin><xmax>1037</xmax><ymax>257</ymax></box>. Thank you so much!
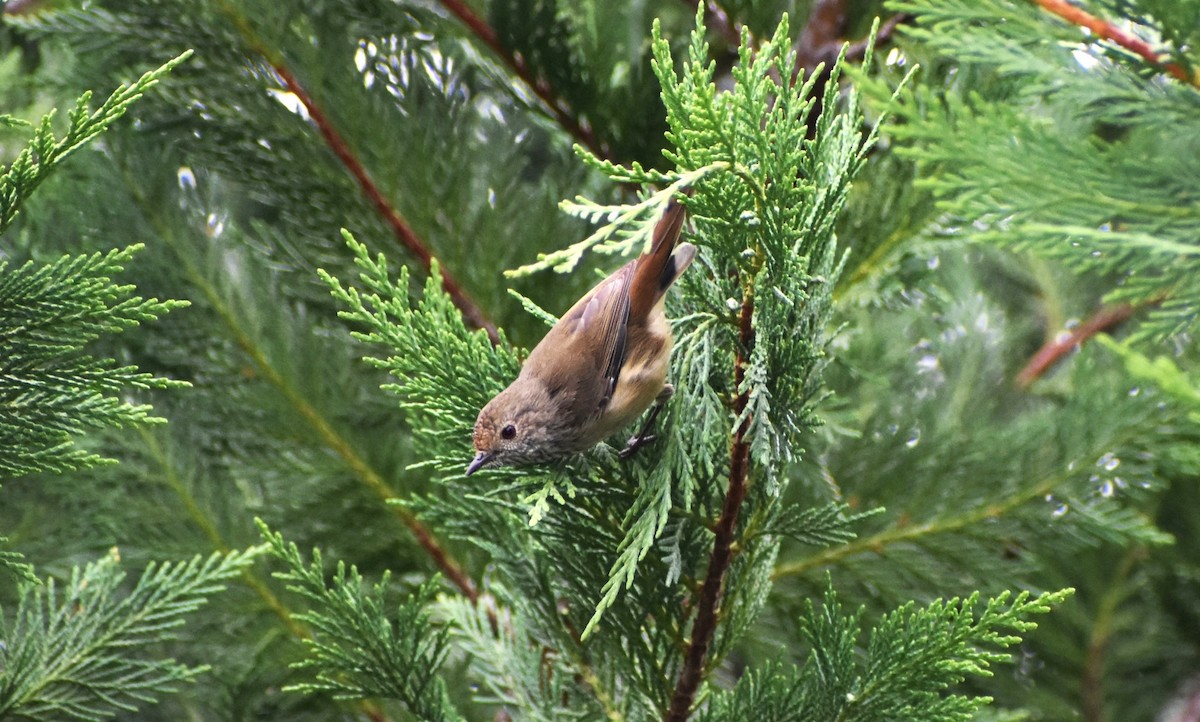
<box><xmin>467</xmin><ymin>197</ymin><xmax>696</xmax><ymax>475</ymax></box>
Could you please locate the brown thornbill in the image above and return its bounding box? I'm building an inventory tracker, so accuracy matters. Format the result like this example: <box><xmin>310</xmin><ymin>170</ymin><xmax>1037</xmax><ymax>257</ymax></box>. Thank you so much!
<box><xmin>467</xmin><ymin>196</ymin><xmax>696</xmax><ymax>474</ymax></box>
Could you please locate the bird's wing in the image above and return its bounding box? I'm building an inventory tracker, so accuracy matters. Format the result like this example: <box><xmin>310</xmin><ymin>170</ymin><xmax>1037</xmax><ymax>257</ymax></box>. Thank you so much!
<box><xmin>518</xmin><ymin>195</ymin><xmax>690</xmax><ymax>424</ymax></box>
<box><xmin>525</xmin><ymin>261</ymin><xmax>634</xmax><ymax>418</ymax></box>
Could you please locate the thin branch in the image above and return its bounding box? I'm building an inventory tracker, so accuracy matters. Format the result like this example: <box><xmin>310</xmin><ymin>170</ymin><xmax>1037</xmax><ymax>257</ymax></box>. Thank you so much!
<box><xmin>796</xmin><ymin>2</ymin><xmax>911</xmax><ymax>74</ymax></box>
<box><xmin>792</xmin><ymin>3</ymin><xmax>911</xmax><ymax>137</ymax></box>
<box><xmin>1031</xmin><ymin>0</ymin><xmax>1200</xmax><ymax>88</ymax></box>
<box><xmin>434</xmin><ymin>0</ymin><xmax>609</xmax><ymax>160</ymax></box>
<box><xmin>193</xmin><ymin>258</ymin><xmax>483</xmax><ymax>604</ymax></box>
<box><xmin>1082</xmin><ymin>548</ymin><xmax>1140</xmax><ymax>722</ymax></box>
<box><xmin>795</xmin><ymin>0</ymin><xmax>848</xmax><ymax>74</ymax></box>
<box><xmin>1014</xmin><ymin>302</ymin><xmax>1144</xmax><ymax>389</ymax></box>
<box><xmin>664</xmin><ymin>278</ymin><xmax>756</xmax><ymax>722</ymax></box>
<box><xmin>214</xmin><ymin>0</ymin><xmax>500</xmax><ymax>344</ymax></box>
<box><xmin>835</xmin><ymin>225</ymin><xmax>913</xmax><ymax>301</ymax></box>
<box><xmin>269</xmin><ymin>62</ymin><xmax>500</xmax><ymax>343</ymax></box>
<box><xmin>773</xmin><ymin>462</ymin><xmax>1080</xmax><ymax>579</ymax></box>
<box><xmin>559</xmin><ymin>612</ymin><xmax>625</xmax><ymax>720</ymax></box>
<box><xmin>135</xmin><ymin>427</ymin><xmax>308</xmax><ymax>639</ymax></box>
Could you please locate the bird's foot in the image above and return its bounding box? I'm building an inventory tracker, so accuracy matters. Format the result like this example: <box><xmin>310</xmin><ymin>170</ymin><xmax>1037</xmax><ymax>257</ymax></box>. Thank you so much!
<box><xmin>619</xmin><ymin>433</ymin><xmax>657</xmax><ymax>459</ymax></box>
<box><xmin>619</xmin><ymin>383</ymin><xmax>675</xmax><ymax>460</ymax></box>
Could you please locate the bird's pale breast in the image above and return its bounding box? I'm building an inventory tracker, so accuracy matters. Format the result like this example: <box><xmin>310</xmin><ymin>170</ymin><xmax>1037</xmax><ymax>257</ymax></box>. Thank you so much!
<box><xmin>587</xmin><ymin>300</ymin><xmax>672</xmax><ymax>444</ymax></box>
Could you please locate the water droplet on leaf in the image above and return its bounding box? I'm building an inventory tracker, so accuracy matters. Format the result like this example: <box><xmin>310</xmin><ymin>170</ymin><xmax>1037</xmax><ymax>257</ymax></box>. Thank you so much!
<box><xmin>177</xmin><ymin>166</ymin><xmax>197</xmax><ymax>190</ymax></box>
<box><xmin>917</xmin><ymin>355</ymin><xmax>940</xmax><ymax>373</ymax></box>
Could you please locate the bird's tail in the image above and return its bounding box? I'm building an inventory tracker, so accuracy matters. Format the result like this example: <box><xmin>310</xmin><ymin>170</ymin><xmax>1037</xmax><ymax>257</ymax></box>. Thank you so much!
<box><xmin>629</xmin><ymin>195</ymin><xmax>696</xmax><ymax>320</ymax></box>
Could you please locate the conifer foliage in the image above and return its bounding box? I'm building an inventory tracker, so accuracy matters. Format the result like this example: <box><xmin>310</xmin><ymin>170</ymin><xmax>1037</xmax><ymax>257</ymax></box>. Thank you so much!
<box><xmin>0</xmin><ymin>548</ymin><xmax>262</xmax><ymax>721</ymax></box>
<box><xmin>2</xmin><ymin>0</ymin><xmax>1198</xmax><ymax>721</ymax></box>
<box><xmin>0</xmin><ymin>55</ymin><xmax>190</xmax><ymax>478</ymax></box>
<box><xmin>0</xmin><ymin>53</ymin><xmax>264</xmax><ymax>721</ymax></box>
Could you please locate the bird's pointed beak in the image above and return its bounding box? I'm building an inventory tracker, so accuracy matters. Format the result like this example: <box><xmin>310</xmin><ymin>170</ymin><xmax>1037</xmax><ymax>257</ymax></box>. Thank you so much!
<box><xmin>465</xmin><ymin>450</ymin><xmax>494</xmax><ymax>476</ymax></box>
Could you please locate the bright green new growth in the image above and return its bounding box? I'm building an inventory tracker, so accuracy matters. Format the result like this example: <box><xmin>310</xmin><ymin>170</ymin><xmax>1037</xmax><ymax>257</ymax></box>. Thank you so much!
<box><xmin>0</xmin><ymin>52</ymin><xmax>194</xmax><ymax>479</ymax></box>
<box><xmin>0</xmin><ymin>547</ymin><xmax>261</xmax><ymax>721</ymax></box>
<box><xmin>1099</xmin><ymin>336</ymin><xmax>1200</xmax><ymax>423</ymax></box>
<box><xmin>0</xmin><ymin>51</ymin><xmax>192</xmax><ymax>235</ymax></box>
<box><xmin>699</xmin><ymin>584</ymin><xmax>1073</xmax><ymax>722</ymax></box>
<box><xmin>0</xmin><ymin>536</ymin><xmax>38</xmax><ymax>585</ymax></box>
<box><xmin>0</xmin><ymin>50</ymin><xmax>246</xmax><ymax>722</ymax></box>
<box><xmin>0</xmin><ymin>54</ymin><xmax>191</xmax><ymax>591</ymax></box>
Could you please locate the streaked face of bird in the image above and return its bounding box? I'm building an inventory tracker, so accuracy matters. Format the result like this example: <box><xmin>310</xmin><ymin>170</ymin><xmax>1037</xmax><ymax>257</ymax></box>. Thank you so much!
<box><xmin>467</xmin><ymin>380</ymin><xmax>570</xmax><ymax>474</ymax></box>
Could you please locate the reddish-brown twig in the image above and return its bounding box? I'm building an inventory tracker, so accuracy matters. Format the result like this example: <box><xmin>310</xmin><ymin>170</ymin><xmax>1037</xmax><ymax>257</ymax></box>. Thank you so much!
<box><xmin>1015</xmin><ymin>302</ymin><xmax>1137</xmax><ymax>389</ymax></box>
<box><xmin>795</xmin><ymin>0</ymin><xmax>848</xmax><ymax>73</ymax></box>
<box><xmin>1032</xmin><ymin>0</ymin><xmax>1198</xmax><ymax>88</ymax></box>
<box><xmin>796</xmin><ymin>2</ymin><xmax>909</xmax><ymax>75</ymax></box>
<box><xmin>662</xmin><ymin>9</ymin><xmax>913</xmax><ymax>717</ymax></box>
<box><xmin>402</xmin><ymin>513</ymin><xmax>480</xmax><ymax>604</ymax></box>
<box><xmin>435</xmin><ymin>0</ymin><xmax>608</xmax><ymax>160</ymax></box>
<box><xmin>266</xmin><ymin>70</ymin><xmax>497</xmax><ymax>587</ymax></box>
<box><xmin>791</xmin><ymin>2</ymin><xmax>911</xmax><ymax>138</ymax></box>
<box><xmin>664</xmin><ymin>287</ymin><xmax>755</xmax><ymax>722</ymax></box>
<box><xmin>1080</xmin><ymin>549</ymin><xmax>1139</xmax><ymax>722</ymax></box>
<box><xmin>268</xmin><ymin>62</ymin><xmax>500</xmax><ymax>345</ymax></box>
<box><xmin>213</xmin><ymin>0</ymin><xmax>499</xmax><ymax>343</ymax></box>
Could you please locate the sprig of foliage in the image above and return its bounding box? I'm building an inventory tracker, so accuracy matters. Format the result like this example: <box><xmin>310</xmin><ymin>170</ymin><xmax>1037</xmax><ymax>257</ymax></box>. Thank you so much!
<box><xmin>580</xmin><ymin>12</ymin><xmax>910</xmax><ymax>640</ymax></box>
<box><xmin>436</xmin><ymin>593</ymin><xmax>594</xmax><ymax>721</ymax></box>
<box><xmin>0</xmin><ymin>245</ymin><xmax>189</xmax><ymax>478</ymax></box>
<box><xmin>699</xmin><ymin>584</ymin><xmax>1073</xmax><ymax>722</ymax></box>
<box><xmin>258</xmin><ymin>521</ymin><xmax>464</xmax><ymax>720</ymax></box>
<box><xmin>0</xmin><ymin>53</ymin><xmax>192</xmax><ymax>480</ymax></box>
<box><xmin>845</xmin><ymin>589</ymin><xmax>1070</xmax><ymax>720</ymax></box>
<box><xmin>0</xmin><ymin>536</ymin><xmax>37</xmax><ymax>585</ymax></box>
<box><xmin>0</xmin><ymin>547</ymin><xmax>261</xmax><ymax>721</ymax></box>
<box><xmin>768</xmin><ymin>503</ymin><xmax>886</xmax><ymax>547</ymax></box>
<box><xmin>0</xmin><ymin>51</ymin><xmax>192</xmax><ymax>235</ymax></box>
<box><xmin>1098</xmin><ymin>335</ymin><xmax>1200</xmax><ymax>421</ymax></box>
<box><xmin>508</xmin><ymin>164</ymin><xmax>723</xmax><ymax>276</ymax></box>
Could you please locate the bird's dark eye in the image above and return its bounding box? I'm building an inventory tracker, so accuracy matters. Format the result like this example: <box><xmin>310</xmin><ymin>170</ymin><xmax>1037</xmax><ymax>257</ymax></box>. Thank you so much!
<box><xmin>501</xmin><ymin>424</ymin><xmax>517</xmax><ymax>440</ymax></box>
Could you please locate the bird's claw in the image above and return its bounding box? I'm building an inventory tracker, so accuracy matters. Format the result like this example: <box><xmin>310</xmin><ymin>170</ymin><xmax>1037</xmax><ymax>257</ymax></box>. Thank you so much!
<box><xmin>619</xmin><ymin>433</ymin><xmax>657</xmax><ymax>459</ymax></box>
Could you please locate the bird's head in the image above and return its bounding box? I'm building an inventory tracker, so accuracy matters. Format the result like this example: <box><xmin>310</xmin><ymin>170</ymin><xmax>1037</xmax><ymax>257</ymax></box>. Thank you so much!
<box><xmin>467</xmin><ymin>380</ymin><xmax>566</xmax><ymax>475</ymax></box>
